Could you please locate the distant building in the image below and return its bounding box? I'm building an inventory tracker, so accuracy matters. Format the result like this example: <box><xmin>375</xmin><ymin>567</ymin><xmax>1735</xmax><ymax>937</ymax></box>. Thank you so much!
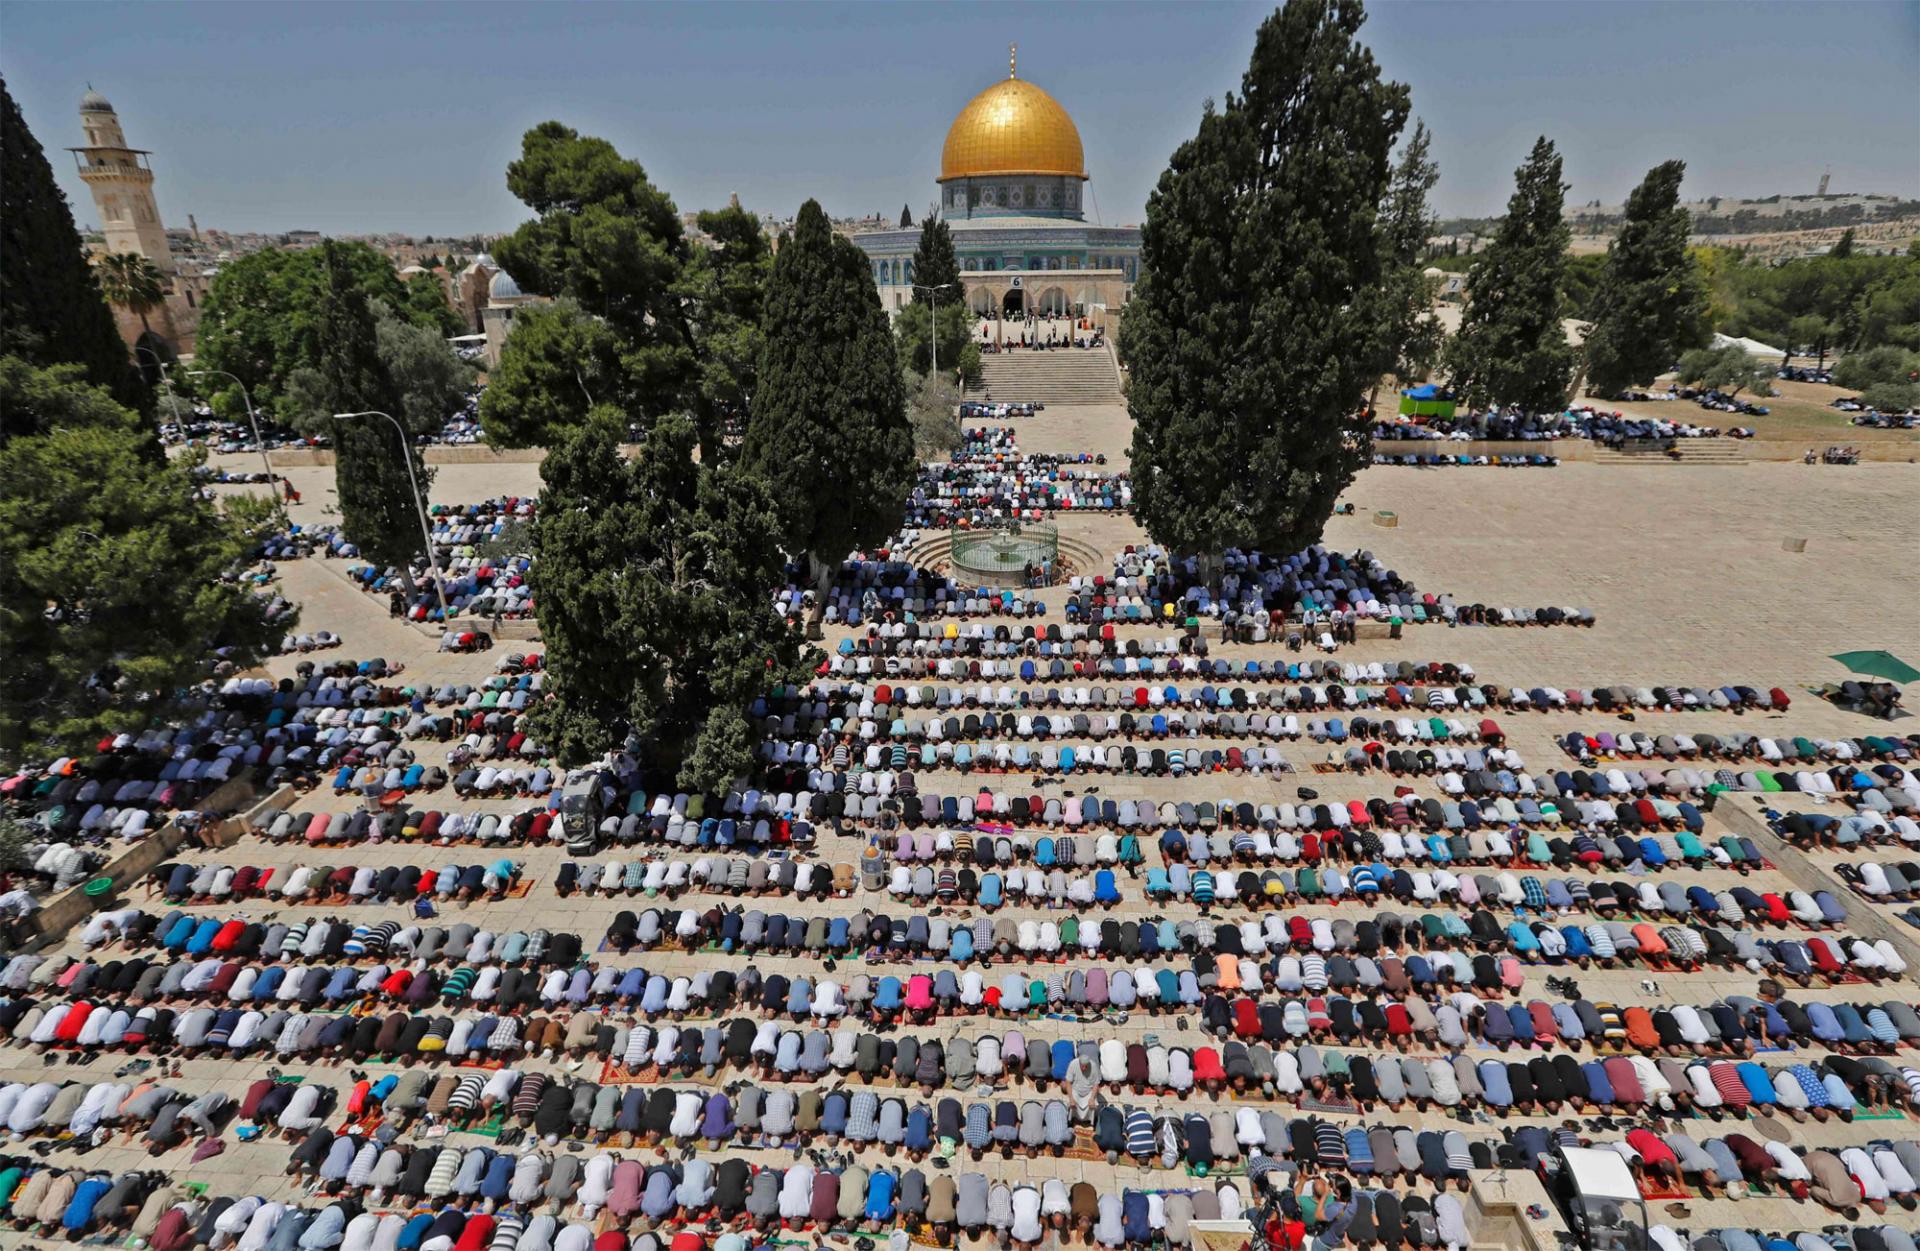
<box><xmin>283</xmin><ymin>230</ymin><xmax>324</xmax><ymax>251</ymax></box>
<box><xmin>852</xmin><ymin>49</ymin><xmax>1140</xmax><ymax>330</ymax></box>
<box><xmin>69</xmin><ymin>88</ymin><xmax>206</xmax><ymax>359</ymax></box>
<box><xmin>481</xmin><ymin>265</ymin><xmax>542</xmax><ymax>367</ymax></box>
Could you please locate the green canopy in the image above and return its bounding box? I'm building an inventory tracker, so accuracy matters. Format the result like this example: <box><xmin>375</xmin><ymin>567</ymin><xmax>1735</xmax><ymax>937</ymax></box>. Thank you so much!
<box><xmin>1831</xmin><ymin>651</ymin><xmax>1920</xmax><ymax>685</ymax></box>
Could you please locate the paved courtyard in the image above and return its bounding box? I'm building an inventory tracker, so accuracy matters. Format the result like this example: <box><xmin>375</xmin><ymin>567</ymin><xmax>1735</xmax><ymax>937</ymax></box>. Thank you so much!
<box><xmin>5</xmin><ymin>406</ymin><xmax>1917</xmax><ymax>1250</ymax></box>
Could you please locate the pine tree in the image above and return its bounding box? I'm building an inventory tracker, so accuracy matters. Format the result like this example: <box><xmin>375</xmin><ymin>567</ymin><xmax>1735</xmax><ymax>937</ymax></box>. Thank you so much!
<box><xmin>910</xmin><ymin>218</ymin><xmax>965</xmax><ymax>305</ymax></box>
<box><xmin>527</xmin><ymin>412</ymin><xmax>808</xmax><ymax>786</ymax></box>
<box><xmin>900</xmin><ymin>204</ymin><xmax>914</xmax><ymax>228</ymax></box>
<box><xmin>0</xmin><ymin>78</ymin><xmax>143</xmax><ymax>411</ymax></box>
<box><xmin>744</xmin><ymin>200</ymin><xmax>913</xmax><ymax>579</ymax></box>
<box><xmin>1444</xmin><ymin>137</ymin><xmax>1576</xmax><ymax>414</ymax></box>
<box><xmin>309</xmin><ymin>241</ymin><xmax>434</xmax><ymax>570</ymax></box>
<box><xmin>1830</xmin><ymin>228</ymin><xmax>1856</xmax><ymax>260</ymax></box>
<box><xmin>1581</xmin><ymin>160</ymin><xmax>1710</xmax><ymax>396</ymax></box>
<box><xmin>1126</xmin><ymin>0</ymin><xmax>1409</xmax><ymax>561</ymax></box>
<box><xmin>493</xmin><ymin>122</ymin><xmax>698</xmax><ymax>431</ymax></box>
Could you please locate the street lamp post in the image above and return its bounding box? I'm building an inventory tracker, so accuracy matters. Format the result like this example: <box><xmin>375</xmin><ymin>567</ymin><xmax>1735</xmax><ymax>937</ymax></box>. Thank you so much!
<box><xmin>190</xmin><ymin>369</ymin><xmax>277</xmax><ymax>497</ymax></box>
<box><xmin>331</xmin><ymin>410</ymin><xmax>451</xmax><ymax>623</ymax></box>
<box><xmin>913</xmin><ymin>282</ymin><xmax>957</xmax><ymax>378</ymax></box>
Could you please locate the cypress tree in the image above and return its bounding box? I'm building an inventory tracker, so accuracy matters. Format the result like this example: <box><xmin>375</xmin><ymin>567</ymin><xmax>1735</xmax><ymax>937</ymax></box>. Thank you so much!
<box><xmin>910</xmin><ymin>218</ymin><xmax>965</xmax><ymax>305</ymax></box>
<box><xmin>1582</xmin><ymin>160</ymin><xmax>1710</xmax><ymax>397</ymax></box>
<box><xmin>745</xmin><ymin>200</ymin><xmax>913</xmax><ymax>580</ymax></box>
<box><xmin>0</xmin><ymin>78</ymin><xmax>143</xmax><ymax>411</ymax></box>
<box><xmin>528</xmin><ymin>412</ymin><xmax>806</xmax><ymax>786</ymax></box>
<box><xmin>1443</xmin><ymin>137</ymin><xmax>1576</xmax><ymax>413</ymax></box>
<box><xmin>310</xmin><ymin>241</ymin><xmax>434</xmax><ymax>570</ymax></box>
<box><xmin>1126</xmin><ymin>0</ymin><xmax>1409</xmax><ymax>562</ymax></box>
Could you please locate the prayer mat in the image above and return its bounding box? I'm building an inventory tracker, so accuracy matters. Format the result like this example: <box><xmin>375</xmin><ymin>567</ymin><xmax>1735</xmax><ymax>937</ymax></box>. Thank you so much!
<box><xmin>1637</xmin><ymin>1178</ymin><xmax>1691</xmax><ymax>1201</ymax></box>
<box><xmin>456</xmin><ymin>1055</ymin><xmax>506</xmax><ymax>1071</ymax></box>
<box><xmin>1857</xmin><ymin>1108</ymin><xmax>1909</xmax><ymax>1121</ymax></box>
<box><xmin>467</xmin><ymin>1110</ymin><xmax>508</xmax><ymax>1139</ymax></box>
<box><xmin>1299</xmin><ymin>1093</ymin><xmax>1359</xmax><ymax>1114</ymax></box>
<box><xmin>599</xmin><ymin>1060</ymin><xmax>661</xmax><ymax>1085</ymax></box>
<box><xmin>504</xmin><ymin>879</ymin><xmax>534</xmax><ymax>899</ymax></box>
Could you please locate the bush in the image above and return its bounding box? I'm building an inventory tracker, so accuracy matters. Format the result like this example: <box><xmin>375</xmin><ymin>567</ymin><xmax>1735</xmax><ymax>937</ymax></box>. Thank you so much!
<box><xmin>1860</xmin><ymin>380</ymin><xmax>1919</xmax><ymax>414</ymax></box>
<box><xmin>956</xmin><ymin>340</ymin><xmax>982</xmax><ymax>387</ymax></box>
<box><xmin>1674</xmin><ymin>344</ymin><xmax>1774</xmax><ymax>398</ymax></box>
<box><xmin>1832</xmin><ymin>345</ymin><xmax>1920</xmax><ymax>393</ymax></box>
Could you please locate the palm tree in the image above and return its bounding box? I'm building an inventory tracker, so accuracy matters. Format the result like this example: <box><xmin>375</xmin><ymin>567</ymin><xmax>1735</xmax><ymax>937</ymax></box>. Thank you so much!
<box><xmin>94</xmin><ymin>252</ymin><xmax>167</xmax><ymax>337</ymax></box>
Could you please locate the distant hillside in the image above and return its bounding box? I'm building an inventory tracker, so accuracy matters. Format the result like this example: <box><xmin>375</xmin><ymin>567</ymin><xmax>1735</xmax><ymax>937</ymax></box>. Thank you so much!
<box><xmin>1441</xmin><ymin>192</ymin><xmax>1917</xmax><ymax>240</ymax></box>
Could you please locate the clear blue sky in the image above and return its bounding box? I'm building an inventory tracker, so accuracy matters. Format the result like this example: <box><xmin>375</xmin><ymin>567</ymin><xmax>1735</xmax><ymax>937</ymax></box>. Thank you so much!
<box><xmin>6</xmin><ymin>0</ymin><xmax>1916</xmax><ymax>236</ymax></box>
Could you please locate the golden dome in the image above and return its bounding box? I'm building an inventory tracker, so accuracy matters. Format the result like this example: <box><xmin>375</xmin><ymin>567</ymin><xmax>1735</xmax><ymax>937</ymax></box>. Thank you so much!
<box><xmin>939</xmin><ymin>72</ymin><xmax>1086</xmax><ymax>183</ymax></box>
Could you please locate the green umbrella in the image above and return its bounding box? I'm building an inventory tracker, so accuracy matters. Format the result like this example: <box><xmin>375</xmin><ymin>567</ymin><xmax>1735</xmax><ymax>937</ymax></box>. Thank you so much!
<box><xmin>1830</xmin><ymin>651</ymin><xmax>1920</xmax><ymax>685</ymax></box>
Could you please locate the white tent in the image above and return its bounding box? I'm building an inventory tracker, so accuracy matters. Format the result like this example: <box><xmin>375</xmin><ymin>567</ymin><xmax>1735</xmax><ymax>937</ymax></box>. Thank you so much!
<box><xmin>1711</xmin><ymin>332</ymin><xmax>1787</xmax><ymax>361</ymax></box>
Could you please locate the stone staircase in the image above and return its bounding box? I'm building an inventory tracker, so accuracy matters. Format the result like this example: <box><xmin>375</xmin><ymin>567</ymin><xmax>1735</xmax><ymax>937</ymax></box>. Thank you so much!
<box><xmin>967</xmin><ymin>347</ymin><xmax>1123</xmax><ymax>406</ymax></box>
<box><xmin>1588</xmin><ymin>438</ymin><xmax>1750</xmax><ymax>466</ymax></box>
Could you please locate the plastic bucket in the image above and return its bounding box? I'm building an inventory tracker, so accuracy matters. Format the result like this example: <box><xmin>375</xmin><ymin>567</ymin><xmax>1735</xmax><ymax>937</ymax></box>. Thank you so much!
<box><xmin>82</xmin><ymin>876</ymin><xmax>116</xmax><ymax>908</ymax></box>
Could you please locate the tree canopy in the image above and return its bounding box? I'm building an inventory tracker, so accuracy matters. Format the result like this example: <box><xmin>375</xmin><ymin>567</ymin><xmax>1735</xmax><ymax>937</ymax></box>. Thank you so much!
<box><xmin>527</xmin><ymin>412</ymin><xmax>809</xmax><ymax>789</ymax></box>
<box><xmin>744</xmin><ymin>199</ymin><xmax>913</xmax><ymax>573</ymax></box>
<box><xmin>493</xmin><ymin>122</ymin><xmax>698</xmax><ymax>427</ymax></box>
<box><xmin>489</xmin><ymin>123</ymin><xmax>771</xmax><ymax>454</ymax></box>
<box><xmin>1581</xmin><ymin>160</ymin><xmax>1710</xmax><ymax>396</ymax></box>
<box><xmin>1443</xmin><ymin>136</ymin><xmax>1576</xmax><ymax>413</ymax></box>
<box><xmin>681</xmin><ymin>201</ymin><xmax>772</xmax><ymax>428</ymax></box>
<box><xmin>403</xmin><ymin>272</ymin><xmax>467</xmax><ymax>337</ymax></box>
<box><xmin>479</xmin><ymin>298</ymin><xmax>641</xmax><ymax>447</ymax></box>
<box><xmin>1832</xmin><ymin>345</ymin><xmax>1920</xmax><ymax>413</ymax></box>
<box><xmin>1125</xmin><ymin>0</ymin><xmax>1409</xmax><ymax>559</ymax></box>
<box><xmin>894</xmin><ymin>298</ymin><xmax>972</xmax><ymax>377</ymax></box>
<box><xmin>0</xmin><ymin>78</ymin><xmax>143</xmax><ymax>411</ymax></box>
<box><xmin>1713</xmin><ymin>250</ymin><xmax>1919</xmax><ymax>365</ymax></box>
<box><xmin>0</xmin><ymin>359</ymin><xmax>282</xmax><ymax>765</ymax></box>
<box><xmin>197</xmin><ymin>241</ymin><xmax>435</xmax><ymax>420</ymax></box>
<box><xmin>369</xmin><ymin>300</ymin><xmax>475</xmax><ymax>433</ymax></box>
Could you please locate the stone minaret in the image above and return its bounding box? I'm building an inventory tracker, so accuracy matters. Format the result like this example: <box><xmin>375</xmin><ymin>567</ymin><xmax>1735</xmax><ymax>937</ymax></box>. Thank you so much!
<box><xmin>71</xmin><ymin>88</ymin><xmax>174</xmax><ymax>275</ymax></box>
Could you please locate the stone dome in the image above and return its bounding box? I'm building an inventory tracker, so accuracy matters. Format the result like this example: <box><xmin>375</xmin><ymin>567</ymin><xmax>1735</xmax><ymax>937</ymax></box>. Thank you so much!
<box><xmin>80</xmin><ymin>89</ymin><xmax>114</xmax><ymax>114</ymax></box>
<box><xmin>939</xmin><ymin>74</ymin><xmax>1086</xmax><ymax>183</ymax></box>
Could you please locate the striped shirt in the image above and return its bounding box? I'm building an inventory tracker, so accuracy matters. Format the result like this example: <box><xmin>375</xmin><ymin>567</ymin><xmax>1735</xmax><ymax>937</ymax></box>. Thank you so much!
<box><xmin>1125</xmin><ymin>1108</ymin><xmax>1156</xmax><ymax>1157</ymax></box>
<box><xmin>1314</xmin><ymin>1121</ymin><xmax>1347</xmax><ymax>1166</ymax></box>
